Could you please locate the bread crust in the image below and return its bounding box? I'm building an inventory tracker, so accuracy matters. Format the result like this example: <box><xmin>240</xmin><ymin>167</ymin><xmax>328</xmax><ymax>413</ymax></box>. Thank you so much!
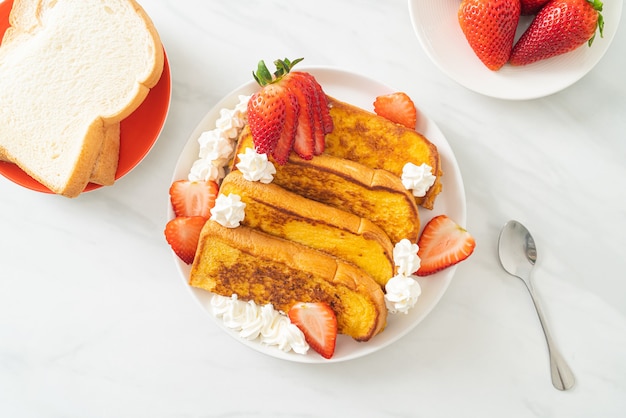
<box><xmin>190</xmin><ymin>221</ymin><xmax>387</xmax><ymax>341</ymax></box>
<box><xmin>90</xmin><ymin>123</ymin><xmax>120</xmax><ymax>186</ymax></box>
<box><xmin>324</xmin><ymin>96</ymin><xmax>443</xmax><ymax>209</ymax></box>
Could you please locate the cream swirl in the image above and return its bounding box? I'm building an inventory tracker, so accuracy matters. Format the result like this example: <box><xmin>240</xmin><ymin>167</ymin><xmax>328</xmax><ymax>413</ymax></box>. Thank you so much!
<box><xmin>197</xmin><ymin>129</ymin><xmax>235</xmax><ymax>162</ymax></box>
<box><xmin>401</xmin><ymin>162</ymin><xmax>436</xmax><ymax>197</ymax></box>
<box><xmin>211</xmin><ymin>295</ymin><xmax>309</xmax><ymax>354</ymax></box>
<box><xmin>210</xmin><ymin>193</ymin><xmax>246</xmax><ymax>228</ymax></box>
<box><xmin>393</xmin><ymin>239</ymin><xmax>421</xmax><ymax>276</ymax></box>
<box><xmin>188</xmin><ymin>156</ymin><xmax>226</xmax><ymax>182</ymax></box>
<box><xmin>215</xmin><ymin>96</ymin><xmax>249</xmax><ymax>139</ymax></box>
<box><xmin>235</xmin><ymin>147</ymin><xmax>276</xmax><ymax>183</ymax></box>
<box><xmin>384</xmin><ymin>274</ymin><xmax>422</xmax><ymax>314</ymax></box>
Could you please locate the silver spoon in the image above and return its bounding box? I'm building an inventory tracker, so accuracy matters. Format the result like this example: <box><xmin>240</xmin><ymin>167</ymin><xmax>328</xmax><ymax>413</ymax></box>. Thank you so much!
<box><xmin>498</xmin><ymin>220</ymin><xmax>575</xmax><ymax>391</ymax></box>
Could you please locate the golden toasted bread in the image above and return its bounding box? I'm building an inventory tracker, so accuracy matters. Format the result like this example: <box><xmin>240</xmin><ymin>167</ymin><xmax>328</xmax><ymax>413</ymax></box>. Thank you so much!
<box><xmin>234</xmin><ymin>131</ymin><xmax>420</xmax><ymax>244</ymax></box>
<box><xmin>324</xmin><ymin>96</ymin><xmax>443</xmax><ymax>209</ymax></box>
<box><xmin>190</xmin><ymin>221</ymin><xmax>387</xmax><ymax>341</ymax></box>
<box><xmin>220</xmin><ymin>170</ymin><xmax>395</xmax><ymax>286</ymax></box>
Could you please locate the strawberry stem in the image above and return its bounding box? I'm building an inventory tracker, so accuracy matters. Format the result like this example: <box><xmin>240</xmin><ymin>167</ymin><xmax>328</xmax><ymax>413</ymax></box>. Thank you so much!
<box><xmin>587</xmin><ymin>0</ymin><xmax>604</xmax><ymax>46</ymax></box>
<box><xmin>252</xmin><ymin>57</ymin><xmax>304</xmax><ymax>86</ymax></box>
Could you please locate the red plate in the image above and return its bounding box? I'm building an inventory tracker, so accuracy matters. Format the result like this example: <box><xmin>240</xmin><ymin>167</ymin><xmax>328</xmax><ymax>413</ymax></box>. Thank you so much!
<box><xmin>0</xmin><ymin>0</ymin><xmax>171</xmax><ymax>194</ymax></box>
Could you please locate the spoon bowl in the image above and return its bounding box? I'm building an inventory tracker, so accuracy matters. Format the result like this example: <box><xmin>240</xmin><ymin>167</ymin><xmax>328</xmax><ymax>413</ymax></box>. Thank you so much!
<box><xmin>498</xmin><ymin>220</ymin><xmax>575</xmax><ymax>391</ymax></box>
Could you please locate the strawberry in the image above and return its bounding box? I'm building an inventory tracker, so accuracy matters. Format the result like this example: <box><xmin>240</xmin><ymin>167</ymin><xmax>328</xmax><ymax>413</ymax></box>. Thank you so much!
<box><xmin>510</xmin><ymin>0</ymin><xmax>604</xmax><ymax>66</ymax></box>
<box><xmin>247</xmin><ymin>83</ymin><xmax>287</xmax><ymax>155</ymax></box>
<box><xmin>286</xmin><ymin>73</ymin><xmax>317</xmax><ymax>160</ymax></box>
<box><xmin>306</xmin><ymin>73</ymin><xmax>334</xmax><ymax>136</ymax></box>
<box><xmin>164</xmin><ymin>216</ymin><xmax>206</xmax><ymax>264</ymax></box>
<box><xmin>416</xmin><ymin>215</ymin><xmax>476</xmax><ymax>276</ymax></box>
<box><xmin>169</xmin><ymin>180</ymin><xmax>219</xmax><ymax>218</ymax></box>
<box><xmin>272</xmin><ymin>90</ymin><xmax>299</xmax><ymax>165</ymax></box>
<box><xmin>521</xmin><ymin>0</ymin><xmax>550</xmax><ymax>14</ymax></box>
<box><xmin>291</xmin><ymin>71</ymin><xmax>331</xmax><ymax>154</ymax></box>
<box><xmin>288</xmin><ymin>302</ymin><xmax>337</xmax><ymax>359</ymax></box>
<box><xmin>247</xmin><ymin>58</ymin><xmax>332</xmax><ymax>164</ymax></box>
<box><xmin>458</xmin><ymin>0</ymin><xmax>521</xmax><ymax>71</ymax></box>
<box><xmin>373</xmin><ymin>92</ymin><xmax>418</xmax><ymax>129</ymax></box>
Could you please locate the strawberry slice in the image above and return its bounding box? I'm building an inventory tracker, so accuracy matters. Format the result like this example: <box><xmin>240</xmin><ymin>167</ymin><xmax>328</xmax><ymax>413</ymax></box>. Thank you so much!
<box><xmin>288</xmin><ymin>302</ymin><xmax>337</xmax><ymax>359</ymax></box>
<box><xmin>169</xmin><ymin>180</ymin><xmax>219</xmax><ymax>218</ymax></box>
<box><xmin>373</xmin><ymin>92</ymin><xmax>418</xmax><ymax>129</ymax></box>
<box><xmin>272</xmin><ymin>90</ymin><xmax>299</xmax><ymax>164</ymax></box>
<box><xmin>416</xmin><ymin>215</ymin><xmax>476</xmax><ymax>276</ymax></box>
<box><xmin>306</xmin><ymin>73</ymin><xmax>334</xmax><ymax>135</ymax></box>
<box><xmin>165</xmin><ymin>216</ymin><xmax>207</xmax><ymax>264</ymax></box>
<box><xmin>287</xmin><ymin>73</ymin><xmax>316</xmax><ymax>160</ymax></box>
<box><xmin>291</xmin><ymin>72</ymin><xmax>326</xmax><ymax>155</ymax></box>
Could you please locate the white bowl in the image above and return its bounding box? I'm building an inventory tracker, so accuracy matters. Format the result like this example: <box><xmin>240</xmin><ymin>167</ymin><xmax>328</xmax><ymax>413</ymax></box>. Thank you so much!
<box><xmin>408</xmin><ymin>0</ymin><xmax>622</xmax><ymax>100</ymax></box>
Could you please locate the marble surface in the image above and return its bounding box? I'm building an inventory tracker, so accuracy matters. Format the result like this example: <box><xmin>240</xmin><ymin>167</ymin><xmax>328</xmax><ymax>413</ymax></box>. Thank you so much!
<box><xmin>1</xmin><ymin>0</ymin><xmax>625</xmax><ymax>416</ymax></box>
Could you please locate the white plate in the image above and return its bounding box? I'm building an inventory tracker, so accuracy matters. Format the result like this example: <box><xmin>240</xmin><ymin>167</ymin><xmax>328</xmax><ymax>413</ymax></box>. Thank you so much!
<box><xmin>169</xmin><ymin>67</ymin><xmax>467</xmax><ymax>363</ymax></box>
<box><xmin>408</xmin><ymin>0</ymin><xmax>622</xmax><ymax>100</ymax></box>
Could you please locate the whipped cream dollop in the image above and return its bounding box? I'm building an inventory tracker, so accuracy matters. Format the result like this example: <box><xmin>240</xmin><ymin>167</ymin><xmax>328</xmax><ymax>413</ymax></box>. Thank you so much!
<box><xmin>385</xmin><ymin>239</ymin><xmax>422</xmax><ymax>314</ymax></box>
<box><xmin>189</xmin><ymin>158</ymin><xmax>226</xmax><ymax>183</ymax></box>
<box><xmin>401</xmin><ymin>162</ymin><xmax>436</xmax><ymax>198</ymax></box>
<box><xmin>211</xmin><ymin>294</ymin><xmax>309</xmax><ymax>354</ymax></box>
<box><xmin>188</xmin><ymin>95</ymin><xmax>250</xmax><ymax>183</ymax></box>
<box><xmin>210</xmin><ymin>193</ymin><xmax>246</xmax><ymax>228</ymax></box>
<box><xmin>198</xmin><ymin>129</ymin><xmax>235</xmax><ymax>163</ymax></box>
<box><xmin>235</xmin><ymin>147</ymin><xmax>276</xmax><ymax>183</ymax></box>
<box><xmin>384</xmin><ymin>274</ymin><xmax>422</xmax><ymax>314</ymax></box>
<box><xmin>393</xmin><ymin>239</ymin><xmax>421</xmax><ymax>276</ymax></box>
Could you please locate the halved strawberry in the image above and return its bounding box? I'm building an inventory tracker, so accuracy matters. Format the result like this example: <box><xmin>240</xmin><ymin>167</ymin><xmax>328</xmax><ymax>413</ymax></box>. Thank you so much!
<box><xmin>416</xmin><ymin>215</ymin><xmax>476</xmax><ymax>276</ymax></box>
<box><xmin>164</xmin><ymin>216</ymin><xmax>206</xmax><ymax>264</ymax></box>
<box><xmin>288</xmin><ymin>302</ymin><xmax>337</xmax><ymax>359</ymax></box>
<box><xmin>169</xmin><ymin>180</ymin><xmax>219</xmax><ymax>218</ymax></box>
<box><xmin>373</xmin><ymin>92</ymin><xmax>418</xmax><ymax>129</ymax></box>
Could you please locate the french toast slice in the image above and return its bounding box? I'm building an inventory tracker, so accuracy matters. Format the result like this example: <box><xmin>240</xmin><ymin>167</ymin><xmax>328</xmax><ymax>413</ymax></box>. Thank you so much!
<box><xmin>234</xmin><ymin>131</ymin><xmax>420</xmax><ymax>244</ymax></box>
<box><xmin>220</xmin><ymin>170</ymin><xmax>395</xmax><ymax>286</ymax></box>
<box><xmin>190</xmin><ymin>221</ymin><xmax>387</xmax><ymax>341</ymax></box>
<box><xmin>324</xmin><ymin>96</ymin><xmax>443</xmax><ymax>210</ymax></box>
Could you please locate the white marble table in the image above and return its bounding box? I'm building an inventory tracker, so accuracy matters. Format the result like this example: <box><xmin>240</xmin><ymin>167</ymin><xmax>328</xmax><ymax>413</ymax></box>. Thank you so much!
<box><xmin>1</xmin><ymin>0</ymin><xmax>625</xmax><ymax>417</ymax></box>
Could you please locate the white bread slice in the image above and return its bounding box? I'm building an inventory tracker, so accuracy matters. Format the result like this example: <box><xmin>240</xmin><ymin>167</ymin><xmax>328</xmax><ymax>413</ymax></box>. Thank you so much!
<box><xmin>0</xmin><ymin>0</ymin><xmax>163</xmax><ymax>197</ymax></box>
<box><xmin>0</xmin><ymin>122</ymin><xmax>120</xmax><ymax>186</ymax></box>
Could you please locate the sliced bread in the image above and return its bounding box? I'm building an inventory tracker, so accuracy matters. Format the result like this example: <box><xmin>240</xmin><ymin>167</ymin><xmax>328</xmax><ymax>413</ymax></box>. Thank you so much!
<box><xmin>0</xmin><ymin>0</ymin><xmax>163</xmax><ymax>197</ymax></box>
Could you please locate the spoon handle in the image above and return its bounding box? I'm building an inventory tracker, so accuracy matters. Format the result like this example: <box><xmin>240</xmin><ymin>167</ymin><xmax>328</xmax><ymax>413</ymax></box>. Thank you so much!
<box><xmin>527</xmin><ymin>285</ymin><xmax>575</xmax><ymax>390</ymax></box>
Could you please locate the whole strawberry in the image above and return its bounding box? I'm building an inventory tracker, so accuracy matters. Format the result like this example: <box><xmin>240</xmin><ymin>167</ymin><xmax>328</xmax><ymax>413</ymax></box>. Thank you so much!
<box><xmin>510</xmin><ymin>0</ymin><xmax>604</xmax><ymax>66</ymax></box>
<box><xmin>458</xmin><ymin>0</ymin><xmax>521</xmax><ymax>71</ymax></box>
<box><xmin>521</xmin><ymin>0</ymin><xmax>551</xmax><ymax>15</ymax></box>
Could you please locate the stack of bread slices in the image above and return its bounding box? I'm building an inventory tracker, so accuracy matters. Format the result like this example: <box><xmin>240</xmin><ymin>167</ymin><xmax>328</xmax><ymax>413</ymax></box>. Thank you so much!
<box><xmin>0</xmin><ymin>0</ymin><xmax>164</xmax><ymax>197</ymax></box>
